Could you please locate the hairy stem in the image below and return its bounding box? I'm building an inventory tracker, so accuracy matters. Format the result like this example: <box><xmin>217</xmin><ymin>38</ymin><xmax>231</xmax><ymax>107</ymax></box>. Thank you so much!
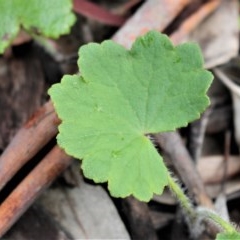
<box><xmin>167</xmin><ymin>173</ymin><xmax>240</xmax><ymax>237</ymax></box>
<box><xmin>167</xmin><ymin>173</ymin><xmax>196</xmax><ymax>219</ymax></box>
<box><xmin>197</xmin><ymin>208</ymin><xmax>237</xmax><ymax>233</ymax></box>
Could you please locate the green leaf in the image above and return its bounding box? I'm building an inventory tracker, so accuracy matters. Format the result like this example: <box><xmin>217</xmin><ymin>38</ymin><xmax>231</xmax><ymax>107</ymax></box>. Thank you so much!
<box><xmin>216</xmin><ymin>232</ymin><xmax>240</xmax><ymax>240</ymax></box>
<box><xmin>49</xmin><ymin>31</ymin><xmax>213</xmax><ymax>201</ymax></box>
<box><xmin>0</xmin><ymin>0</ymin><xmax>75</xmax><ymax>53</ymax></box>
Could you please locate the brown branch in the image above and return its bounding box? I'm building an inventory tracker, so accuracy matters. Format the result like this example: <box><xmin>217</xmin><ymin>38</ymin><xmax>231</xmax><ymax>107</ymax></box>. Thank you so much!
<box><xmin>0</xmin><ymin>146</ymin><xmax>73</xmax><ymax>236</ymax></box>
<box><xmin>112</xmin><ymin>0</ymin><xmax>192</xmax><ymax>48</ymax></box>
<box><xmin>0</xmin><ymin>101</ymin><xmax>60</xmax><ymax>191</ymax></box>
<box><xmin>73</xmin><ymin>0</ymin><xmax>126</xmax><ymax>26</ymax></box>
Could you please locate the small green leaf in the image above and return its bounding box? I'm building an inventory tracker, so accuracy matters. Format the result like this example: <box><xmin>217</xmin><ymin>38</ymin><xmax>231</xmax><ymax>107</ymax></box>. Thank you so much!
<box><xmin>49</xmin><ymin>31</ymin><xmax>213</xmax><ymax>201</ymax></box>
<box><xmin>0</xmin><ymin>0</ymin><xmax>75</xmax><ymax>53</ymax></box>
<box><xmin>216</xmin><ymin>232</ymin><xmax>240</xmax><ymax>240</ymax></box>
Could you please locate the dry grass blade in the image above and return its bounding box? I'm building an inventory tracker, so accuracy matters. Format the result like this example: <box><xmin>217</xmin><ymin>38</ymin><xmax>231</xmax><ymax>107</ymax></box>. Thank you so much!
<box><xmin>171</xmin><ymin>0</ymin><xmax>221</xmax><ymax>44</ymax></box>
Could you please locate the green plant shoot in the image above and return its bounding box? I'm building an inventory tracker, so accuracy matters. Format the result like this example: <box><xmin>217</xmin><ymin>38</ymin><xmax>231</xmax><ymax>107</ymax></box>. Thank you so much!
<box><xmin>216</xmin><ymin>232</ymin><xmax>240</xmax><ymax>240</ymax></box>
<box><xmin>49</xmin><ymin>31</ymin><xmax>213</xmax><ymax>201</ymax></box>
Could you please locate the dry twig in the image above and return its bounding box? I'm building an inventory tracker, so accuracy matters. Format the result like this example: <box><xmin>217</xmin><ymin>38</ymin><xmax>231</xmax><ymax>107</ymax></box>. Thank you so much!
<box><xmin>0</xmin><ymin>146</ymin><xmax>72</xmax><ymax>235</ymax></box>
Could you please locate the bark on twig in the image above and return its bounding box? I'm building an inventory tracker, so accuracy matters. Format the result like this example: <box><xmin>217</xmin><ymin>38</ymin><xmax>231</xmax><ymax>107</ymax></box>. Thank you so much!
<box><xmin>112</xmin><ymin>0</ymin><xmax>191</xmax><ymax>49</ymax></box>
<box><xmin>0</xmin><ymin>146</ymin><xmax>73</xmax><ymax>237</ymax></box>
<box><xmin>0</xmin><ymin>101</ymin><xmax>59</xmax><ymax>191</ymax></box>
<box><xmin>73</xmin><ymin>0</ymin><xmax>126</xmax><ymax>26</ymax></box>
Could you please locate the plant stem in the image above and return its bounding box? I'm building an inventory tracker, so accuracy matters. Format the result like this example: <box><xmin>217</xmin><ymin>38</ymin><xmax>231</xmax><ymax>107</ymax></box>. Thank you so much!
<box><xmin>197</xmin><ymin>208</ymin><xmax>237</xmax><ymax>233</ymax></box>
<box><xmin>167</xmin><ymin>173</ymin><xmax>240</xmax><ymax>236</ymax></box>
<box><xmin>167</xmin><ymin>173</ymin><xmax>196</xmax><ymax>218</ymax></box>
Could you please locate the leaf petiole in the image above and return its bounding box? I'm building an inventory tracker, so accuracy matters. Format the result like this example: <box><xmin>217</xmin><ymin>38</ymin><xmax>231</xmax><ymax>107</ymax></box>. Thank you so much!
<box><xmin>197</xmin><ymin>207</ymin><xmax>237</xmax><ymax>233</ymax></box>
<box><xmin>168</xmin><ymin>173</ymin><xmax>240</xmax><ymax>239</ymax></box>
<box><xmin>167</xmin><ymin>173</ymin><xmax>196</xmax><ymax>218</ymax></box>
